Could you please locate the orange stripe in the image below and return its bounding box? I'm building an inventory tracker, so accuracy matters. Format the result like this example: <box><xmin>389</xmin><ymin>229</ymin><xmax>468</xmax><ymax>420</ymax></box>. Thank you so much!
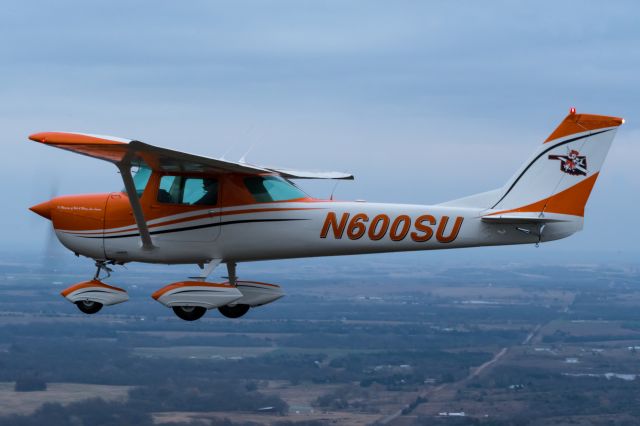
<box><xmin>489</xmin><ymin>173</ymin><xmax>599</xmax><ymax>217</ymax></box>
<box><xmin>151</xmin><ymin>281</ymin><xmax>234</xmax><ymax>300</ymax></box>
<box><xmin>147</xmin><ymin>207</ymin><xmax>319</xmax><ymax>231</ymax></box>
<box><xmin>61</xmin><ymin>280</ymin><xmax>126</xmax><ymax>297</ymax></box>
<box><xmin>75</xmin><ymin>206</ymin><xmax>321</xmax><ymax>235</ymax></box>
<box><xmin>545</xmin><ymin>113</ymin><xmax>623</xmax><ymax>143</ymax></box>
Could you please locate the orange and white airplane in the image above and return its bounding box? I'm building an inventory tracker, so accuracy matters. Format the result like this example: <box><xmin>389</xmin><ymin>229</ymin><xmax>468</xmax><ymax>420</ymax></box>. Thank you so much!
<box><xmin>29</xmin><ymin>109</ymin><xmax>623</xmax><ymax>321</ymax></box>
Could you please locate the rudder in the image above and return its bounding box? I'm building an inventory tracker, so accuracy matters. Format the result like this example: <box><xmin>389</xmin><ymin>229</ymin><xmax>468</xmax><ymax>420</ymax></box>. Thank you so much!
<box><xmin>487</xmin><ymin>109</ymin><xmax>623</xmax><ymax>218</ymax></box>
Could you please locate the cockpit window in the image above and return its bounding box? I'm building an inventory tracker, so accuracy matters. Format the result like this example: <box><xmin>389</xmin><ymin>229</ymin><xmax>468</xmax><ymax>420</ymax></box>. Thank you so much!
<box><xmin>131</xmin><ymin>163</ymin><xmax>151</xmax><ymax>198</ymax></box>
<box><xmin>244</xmin><ymin>176</ymin><xmax>307</xmax><ymax>202</ymax></box>
<box><xmin>157</xmin><ymin>175</ymin><xmax>218</xmax><ymax>206</ymax></box>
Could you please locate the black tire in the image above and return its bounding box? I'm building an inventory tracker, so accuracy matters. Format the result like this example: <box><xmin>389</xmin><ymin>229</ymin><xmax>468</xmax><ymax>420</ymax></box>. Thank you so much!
<box><xmin>218</xmin><ymin>304</ymin><xmax>250</xmax><ymax>319</ymax></box>
<box><xmin>172</xmin><ymin>306</ymin><xmax>206</xmax><ymax>321</ymax></box>
<box><xmin>75</xmin><ymin>300</ymin><xmax>103</xmax><ymax>314</ymax></box>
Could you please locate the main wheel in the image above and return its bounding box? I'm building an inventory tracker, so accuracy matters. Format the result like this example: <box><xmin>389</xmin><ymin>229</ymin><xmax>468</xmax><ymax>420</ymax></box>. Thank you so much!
<box><xmin>172</xmin><ymin>306</ymin><xmax>206</xmax><ymax>321</ymax></box>
<box><xmin>75</xmin><ymin>300</ymin><xmax>103</xmax><ymax>314</ymax></box>
<box><xmin>218</xmin><ymin>304</ymin><xmax>250</xmax><ymax>319</ymax></box>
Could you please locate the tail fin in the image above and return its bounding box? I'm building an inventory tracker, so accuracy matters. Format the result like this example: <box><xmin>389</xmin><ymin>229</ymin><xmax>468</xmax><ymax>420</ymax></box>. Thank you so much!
<box><xmin>483</xmin><ymin>110</ymin><xmax>623</xmax><ymax>218</ymax></box>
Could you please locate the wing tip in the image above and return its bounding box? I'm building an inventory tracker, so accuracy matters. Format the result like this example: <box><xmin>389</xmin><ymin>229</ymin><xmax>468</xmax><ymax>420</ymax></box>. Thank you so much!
<box><xmin>27</xmin><ymin>131</ymin><xmax>131</xmax><ymax>145</ymax></box>
<box><xmin>29</xmin><ymin>132</ymin><xmax>47</xmax><ymax>143</ymax></box>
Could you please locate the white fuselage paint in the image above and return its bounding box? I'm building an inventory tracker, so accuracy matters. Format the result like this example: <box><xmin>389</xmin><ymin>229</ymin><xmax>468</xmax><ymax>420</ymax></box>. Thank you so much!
<box><xmin>55</xmin><ymin>201</ymin><xmax>581</xmax><ymax>264</ymax></box>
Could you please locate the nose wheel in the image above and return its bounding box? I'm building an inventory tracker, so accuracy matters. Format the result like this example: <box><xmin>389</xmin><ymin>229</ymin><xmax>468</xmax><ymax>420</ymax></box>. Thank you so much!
<box><xmin>62</xmin><ymin>263</ymin><xmax>128</xmax><ymax>315</ymax></box>
<box><xmin>75</xmin><ymin>300</ymin><xmax>103</xmax><ymax>314</ymax></box>
<box><xmin>172</xmin><ymin>306</ymin><xmax>207</xmax><ymax>321</ymax></box>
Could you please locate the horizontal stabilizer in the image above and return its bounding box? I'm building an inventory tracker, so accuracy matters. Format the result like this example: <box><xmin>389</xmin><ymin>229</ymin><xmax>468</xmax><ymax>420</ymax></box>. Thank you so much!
<box><xmin>481</xmin><ymin>214</ymin><xmax>568</xmax><ymax>224</ymax></box>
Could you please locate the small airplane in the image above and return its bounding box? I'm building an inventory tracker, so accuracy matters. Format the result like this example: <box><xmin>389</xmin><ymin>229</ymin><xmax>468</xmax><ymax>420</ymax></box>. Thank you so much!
<box><xmin>29</xmin><ymin>109</ymin><xmax>623</xmax><ymax>321</ymax></box>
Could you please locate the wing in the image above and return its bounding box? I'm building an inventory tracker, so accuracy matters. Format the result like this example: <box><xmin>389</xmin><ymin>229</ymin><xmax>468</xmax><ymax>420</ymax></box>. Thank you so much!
<box><xmin>263</xmin><ymin>167</ymin><xmax>353</xmax><ymax>180</ymax></box>
<box><xmin>28</xmin><ymin>132</ymin><xmax>353</xmax><ymax>179</ymax></box>
<box><xmin>29</xmin><ymin>131</ymin><xmax>353</xmax><ymax>250</ymax></box>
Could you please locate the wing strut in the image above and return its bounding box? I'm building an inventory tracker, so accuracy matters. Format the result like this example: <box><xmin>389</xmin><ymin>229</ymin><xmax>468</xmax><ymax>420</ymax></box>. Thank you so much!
<box><xmin>118</xmin><ymin>151</ymin><xmax>154</xmax><ymax>250</ymax></box>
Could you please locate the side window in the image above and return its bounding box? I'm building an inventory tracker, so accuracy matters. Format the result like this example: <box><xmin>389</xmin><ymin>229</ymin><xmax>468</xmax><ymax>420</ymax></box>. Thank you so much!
<box><xmin>244</xmin><ymin>176</ymin><xmax>307</xmax><ymax>203</ymax></box>
<box><xmin>158</xmin><ymin>176</ymin><xmax>182</xmax><ymax>204</ymax></box>
<box><xmin>244</xmin><ymin>176</ymin><xmax>272</xmax><ymax>202</ymax></box>
<box><xmin>157</xmin><ymin>176</ymin><xmax>218</xmax><ymax>206</ymax></box>
<box><xmin>184</xmin><ymin>178</ymin><xmax>218</xmax><ymax>205</ymax></box>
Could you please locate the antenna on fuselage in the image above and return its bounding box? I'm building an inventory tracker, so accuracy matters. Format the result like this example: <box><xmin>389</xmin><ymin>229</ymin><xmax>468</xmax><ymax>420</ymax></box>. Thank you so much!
<box><xmin>220</xmin><ymin>147</ymin><xmax>232</xmax><ymax>161</ymax></box>
<box><xmin>330</xmin><ymin>181</ymin><xmax>340</xmax><ymax>201</ymax></box>
<box><xmin>239</xmin><ymin>145</ymin><xmax>255</xmax><ymax>164</ymax></box>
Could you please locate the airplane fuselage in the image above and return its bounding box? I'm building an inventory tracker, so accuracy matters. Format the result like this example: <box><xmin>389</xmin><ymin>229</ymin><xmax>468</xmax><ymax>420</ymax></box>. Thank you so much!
<box><xmin>49</xmin><ymin>194</ymin><xmax>579</xmax><ymax>265</ymax></box>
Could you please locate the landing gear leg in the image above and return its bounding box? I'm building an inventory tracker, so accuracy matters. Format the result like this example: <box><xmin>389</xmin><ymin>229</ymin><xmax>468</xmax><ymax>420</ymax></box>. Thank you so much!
<box><xmin>218</xmin><ymin>261</ymin><xmax>250</xmax><ymax>319</ymax></box>
<box><xmin>191</xmin><ymin>258</ymin><xmax>222</xmax><ymax>281</ymax></box>
<box><xmin>226</xmin><ymin>261</ymin><xmax>238</xmax><ymax>285</ymax></box>
<box><xmin>72</xmin><ymin>261</ymin><xmax>116</xmax><ymax>315</ymax></box>
<box><xmin>93</xmin><ymin>260</ymin><xmax>114</xmax><ymax>280</ymax></box>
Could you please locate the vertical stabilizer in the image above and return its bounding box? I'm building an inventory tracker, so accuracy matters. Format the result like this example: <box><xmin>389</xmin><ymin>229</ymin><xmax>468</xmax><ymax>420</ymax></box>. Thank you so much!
<box><xmin>486</xmin><ymin>110</ymin><xmax>623</xmax><ymax>218</ymax></box>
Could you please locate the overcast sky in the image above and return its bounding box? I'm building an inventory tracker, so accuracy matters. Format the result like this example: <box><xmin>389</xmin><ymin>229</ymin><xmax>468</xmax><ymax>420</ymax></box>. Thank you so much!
<box><xmin>3</xmin><ymin>1</ymin><xmax>639</xmax><ymax>266</ymax></box>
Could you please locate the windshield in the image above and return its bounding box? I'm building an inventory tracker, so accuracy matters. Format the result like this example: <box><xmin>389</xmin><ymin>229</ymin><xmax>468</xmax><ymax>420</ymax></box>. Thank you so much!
<box><xmin>244</xmin><ymin>176</ymin><xmax>308</xmax><ymax>202</ymax></box>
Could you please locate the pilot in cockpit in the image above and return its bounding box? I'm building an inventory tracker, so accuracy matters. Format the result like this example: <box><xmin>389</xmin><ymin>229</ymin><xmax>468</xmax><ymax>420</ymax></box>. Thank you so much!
<box><xmin>193</xmin><ymin>178</ymin><xmax>218</xmax><ymax>205</ymax></box>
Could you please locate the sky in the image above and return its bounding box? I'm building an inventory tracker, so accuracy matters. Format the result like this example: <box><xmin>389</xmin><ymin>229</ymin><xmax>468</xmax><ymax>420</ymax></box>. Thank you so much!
<box><xmin>2</xmin><ymin>1</ymin><xmax>639</xmax><ymax>267</ymax></box>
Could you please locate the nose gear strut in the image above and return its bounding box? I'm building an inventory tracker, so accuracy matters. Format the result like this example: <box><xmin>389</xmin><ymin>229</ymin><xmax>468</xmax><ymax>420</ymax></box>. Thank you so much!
<box><xmin>93</xmin><ymin>260</ymin><xmax>115</xmax><ymax>281</ymax></box>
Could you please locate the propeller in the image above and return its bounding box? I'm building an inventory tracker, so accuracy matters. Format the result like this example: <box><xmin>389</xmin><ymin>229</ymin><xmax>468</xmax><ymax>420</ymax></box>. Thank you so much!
<box><xmin>38</xmin><ymin>180</ymin><xmax>66</xmax><ymax>277</ymax></box>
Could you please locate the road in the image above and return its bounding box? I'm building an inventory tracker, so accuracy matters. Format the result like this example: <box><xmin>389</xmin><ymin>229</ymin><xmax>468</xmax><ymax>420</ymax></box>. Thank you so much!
<box><xmin>522</xmin><ymin>324</ymin><xmax>542</xmax><ymax>345</ymax></box>
<box><xmin>379</xmin><ymin>321</ymin><xmax>546</xmax><ymax>424</ymax></box>
<box><xmin>467</xmin><ymin>347</ymin><xmax>508</xmax><ymax>381</ymax></box>
<box><xmin>379</xmin><ymin>347</ymin><xmax>507</xmax><ymax>424</ymax></box>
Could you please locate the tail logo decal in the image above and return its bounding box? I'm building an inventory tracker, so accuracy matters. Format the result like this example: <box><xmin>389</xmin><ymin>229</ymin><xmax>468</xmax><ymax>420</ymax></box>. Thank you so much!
<box><xmin>549</xmin><ymin>149</ymin><xmax>587</xmax><ymax>176</ymax></box>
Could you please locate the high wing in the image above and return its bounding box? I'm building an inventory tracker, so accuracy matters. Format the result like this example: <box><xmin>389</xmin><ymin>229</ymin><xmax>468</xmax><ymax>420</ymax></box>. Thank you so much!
<box><xmin>263</xmin><ymin>167</ymin><xmax>353</xmax><ymax>180</ymax></box>
<box><xmin>29</xmin><ymin>131</ymin><xmax>354</xmax><ymax>250</ymax></box>
<box><xmin>29</xmin><ymin>131</ymin><xmax>353</xmax><ymax>179</ymax></box>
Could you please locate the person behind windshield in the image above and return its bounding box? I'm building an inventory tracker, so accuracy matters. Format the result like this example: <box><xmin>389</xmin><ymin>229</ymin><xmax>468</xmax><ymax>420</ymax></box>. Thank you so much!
<box><xmin>193</xmin><ymin>178</ymin><xmax>218</xmax><ymax>205</ymax></box>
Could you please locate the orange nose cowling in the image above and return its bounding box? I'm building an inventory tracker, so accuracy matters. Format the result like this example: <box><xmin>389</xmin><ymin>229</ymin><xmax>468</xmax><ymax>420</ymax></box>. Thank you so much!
<box><xmin>30</xmin><ymin>200</ymin><xmax>53</xmax><ymax>220</ymax></box>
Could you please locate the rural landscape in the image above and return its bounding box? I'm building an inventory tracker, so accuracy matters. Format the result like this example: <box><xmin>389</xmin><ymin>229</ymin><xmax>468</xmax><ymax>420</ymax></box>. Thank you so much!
<box><xmin>0</xmin><ymin>250</ymin><xmax>639</xmax><ymax>425</ymax></box>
